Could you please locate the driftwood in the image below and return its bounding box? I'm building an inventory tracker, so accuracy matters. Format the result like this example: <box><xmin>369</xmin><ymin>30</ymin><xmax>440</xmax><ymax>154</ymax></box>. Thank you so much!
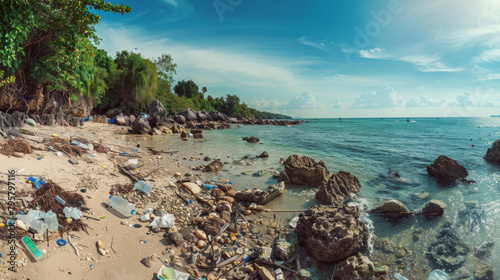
<box><xmin>117</xmin><ymin>164</ymin><xmax>144</xmax><ymax>182</ymax></box>
<box><xmin>8</xmin><ymin>130</ymin><xmax>44</xmax><ymax>143</ymax></box>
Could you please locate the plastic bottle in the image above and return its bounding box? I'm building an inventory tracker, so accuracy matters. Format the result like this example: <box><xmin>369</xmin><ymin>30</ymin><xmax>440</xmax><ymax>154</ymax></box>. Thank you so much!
<box><xmin>28</xmin><ymin>176</ymin><xmax>45</xmax><ymax>190</ymax></box>
<box><xmin>109</xmin><ymin>196</ymin><xmax>136</xmax><ymax>217</ymax></box>
<box><xmin>395</xmin><ymin>273</ymin><xmax>409</xmax><ymax>280</ymax></box>
<box><xmin>55</xmin><ymin>195</ymin><xmax>66</xmax><ymax>205</ymax></box>
<box><xmin>134</xmin><ymin>181</ymin><xmax>152</xmax><ymax>194</ymax></box>
<box><xmin>63</xmin><ymin>207</ymin><xmax>83</xmax><ymax>220</ymax></box>
<box><xmin>428</xmin><ymin>269</ymin><xmax>450</xmax><ymax>280</ymax></box>
<box><xmin>203</xmin><ymin>184</ymin><xmax>214</xmax><ymax>190</ymax></box>
<box><xmin>44</xmin><ymin>211</ymin><xmax>59</xmax><ymax>231</ymax></box>
<box><xmin>21</xmin><ymin>236</ymin><xmax>43</xmax><ymax>262</ymax></box>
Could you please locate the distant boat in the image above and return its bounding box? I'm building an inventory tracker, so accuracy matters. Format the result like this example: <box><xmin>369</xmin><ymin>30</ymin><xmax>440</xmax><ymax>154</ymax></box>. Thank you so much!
<box><xmin>339</xmin><ymin>117</ymin><xmax>343</xmax><ymax>121</ymax></box>
<box><xmin>407</xmin><ymin>118</ymin><xmax>410</xmax><ymax>122</ymax></box>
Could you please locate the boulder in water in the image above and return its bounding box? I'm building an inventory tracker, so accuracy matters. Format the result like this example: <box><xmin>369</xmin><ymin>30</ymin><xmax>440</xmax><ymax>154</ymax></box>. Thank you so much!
<box><xmin>172</xmin><ymin>123</ymin><xmax>185</xmax><ymax>134</ymax></box>
<box><xmin>484</xmin><ymin>140</ymin><xmax>500</xmax><ymax>164</ymax></box>
<box><xmin>243</xmin><ymin>136</ymin><xmax>259</xmax><ymax>143</ymax></box>
<box><xmin>427</xmin><ymin>223</ymin><xmax>470</xmax><ymax>272</ymax></box>
<box><xmin>427</xmin><ymin>155</ymin><xmax>468</xmax><ymax>181</ymax></box>
<box><xmin>474</xmin><ymin>262</ymin><xmax>494</xmax><ymax>280</ymax></box>
<box><xmin>316</xmin><ymin>171</ymin><xmax>361</xmax><ymax>205</ymax></box>
<box><xmin>131</xmin><ymin>115</ymin><xmax>151</xmax><ymax>134</ymax></box>
<box><xmin>278</xmin><ymin>154</ymin><xmax>330</xmax><ymax>187</ymax></box>
<box><xmin>373</xmin><ymin>199</ymin><xmax>410</xmax><ymax>214</ymax></box>
<box><xmin>257</xmin><ymin>151</ymin><xmax>269</xmax><ymax>158</ymax></box>
<box><xmin>148</xmin><ymin>100</ymin><xmax>168</xmax><ymax>127</ymax></box>
<box><xmin>203</xmin><ymin>161</ymin><xmax>223</xmax><ymax>172</ymax></box>
<box><xmin>295</xmin><ymin>205</ymin><xmax>368</xmax><ymax>263</ymax></box>
<box><xmin>421</xmin><ymin>199</ymin><xmax>447</xmax><ymax>216</ymax></box>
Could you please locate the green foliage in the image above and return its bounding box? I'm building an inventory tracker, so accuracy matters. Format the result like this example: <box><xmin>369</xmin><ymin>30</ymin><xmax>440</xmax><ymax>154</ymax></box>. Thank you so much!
<box><xmin>173</xmin><ymin>80</ymin><xmax>202</xmax><ymax>99</ymax></box>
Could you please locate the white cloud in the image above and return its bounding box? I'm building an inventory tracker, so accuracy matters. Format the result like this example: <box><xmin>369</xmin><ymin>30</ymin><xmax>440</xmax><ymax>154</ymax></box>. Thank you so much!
<box><xmin>286</xmin><ymin>92</ymin><xmax>326</xmax><ymax>110</ymax></box>
<box><xmin>359</xmin><ymin>48</ymin><xmax>464</xmax><ymax>72</ymax></box>
<box><xmin>405</xmin><ymin>96</ymin><xmax>445</xmax><ymax>107</ymax></box>
<box><xmin>164</xmin><ymin>0</ymin><xmax>179</xmax><ymax>7</ymax></box>
<box><xmin>350</xmin><ymin>87</ymin><xmax>403</xmax><ymax>109</ymax></box>
<box><xmin>475</xmin><ymin>49</ymin><xmax>500</xmax><ymax>63</ymax></box>
<box><xmin>250</xmin><ymin>98</ymin><xmax>283</xmax><ymax>110</ymax></box>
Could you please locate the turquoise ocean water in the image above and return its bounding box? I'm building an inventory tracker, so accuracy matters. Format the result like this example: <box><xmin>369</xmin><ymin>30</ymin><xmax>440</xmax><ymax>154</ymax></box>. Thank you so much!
<box><xmin>141</xmin><ymin>117</ymin><xmax>500</xmax><ymax>277</ymax></box>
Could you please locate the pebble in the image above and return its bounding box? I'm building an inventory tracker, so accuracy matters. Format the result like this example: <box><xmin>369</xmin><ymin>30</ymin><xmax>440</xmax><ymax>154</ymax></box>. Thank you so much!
<box><xmin>197</xmin><ymin>240</ymin><xmax>206</xmax><ymax>248</ymax></box>
<box><xmin>194</xmin><ymin>229</ymin><xmax>207</xmax><ymax>240</ymax></box>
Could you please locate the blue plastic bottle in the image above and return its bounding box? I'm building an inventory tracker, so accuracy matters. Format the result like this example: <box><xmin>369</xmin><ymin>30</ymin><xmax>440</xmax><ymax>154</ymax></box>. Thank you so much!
<box><xmin>28</xmin><ymin>177</ymin><xmax>45</xmax><ymax>190</ymax></box>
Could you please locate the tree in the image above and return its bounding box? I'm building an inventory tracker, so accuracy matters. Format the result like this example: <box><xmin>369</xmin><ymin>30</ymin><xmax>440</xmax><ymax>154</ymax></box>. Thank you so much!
<box><xmin>173</xmin><ymin>80</ymin><xmax>201</xmax><ymax>99</ymax></box>
<box><xmin>202</xmin><ymin>86</ymin><xmax>207</xmax><ymax>94</ymax></box>
<box><xmin>155</xmin><ymin>53</ymin><xmax>177</xmax><ymax>94</ymax></box>
<box><xmin>225</xmin><ymin>94</ymin><xmax>240</xmax><ymax>115</ymax></box>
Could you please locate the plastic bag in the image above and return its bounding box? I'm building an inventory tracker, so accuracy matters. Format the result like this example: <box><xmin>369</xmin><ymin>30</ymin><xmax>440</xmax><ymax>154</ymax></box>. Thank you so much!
<box><xmin>63</xmin><ymin>207</ymin><xmax>83</xmax><ymax>220</ymax></box>
<box><xmin>44</xmin><ymin>211</ymin><xmax>59</xmax><ymax>231</ymax></box>
<box><xmin>149</xmin><ymin>214</ymin><xmax>175</xmax><ymax>228</ymax></box>
<box><xmin>428</xmin><ymin>270</ymin><xmax>450</xmax><ymax>280</ymax></box>
<box><xmin>289</xmin><ymin>217</ymin><xmax>299</xmax><ymax>228</ymax></box>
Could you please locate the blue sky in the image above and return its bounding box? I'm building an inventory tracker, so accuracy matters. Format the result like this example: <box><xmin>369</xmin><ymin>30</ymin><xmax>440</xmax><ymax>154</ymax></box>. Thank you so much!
<box><xmin>95</xmin><ymin>0</ymin><xmax>500</xmax><ymax>118</ymax></box>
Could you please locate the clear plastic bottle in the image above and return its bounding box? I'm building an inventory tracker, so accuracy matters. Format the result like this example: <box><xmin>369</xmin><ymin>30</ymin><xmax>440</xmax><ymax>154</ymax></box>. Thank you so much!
<box><xmin>55</xmin><ymin>195</ymin><xmax>66</xmax><ymax>205</ymax></box>
<box><xmin>134</xmin><ymin>181</ymin><xmax>152</xmax><ymax>194</ymax></box>
<box><xmin>109</xmin><ymin>196</ymin><xmax>136</xmax><ymax>217</ymax></box>
<box><xmin>63</xmin><ymin>207</ymin><xmax>83</xmax><ymax>220</ymax></box>
<box><xmin>44</xmin><ymin>211</ymin><xmax>59</xmax><ymax>231</ymax></box>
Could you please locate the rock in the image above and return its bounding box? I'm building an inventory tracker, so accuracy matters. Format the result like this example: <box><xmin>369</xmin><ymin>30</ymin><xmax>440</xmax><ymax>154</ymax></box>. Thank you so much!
<box><xmin>204</xmin><ymin>156</ymin><xmax>211</xmax><ymax>161</ymax></box>
<box><xmin>193</xmin><ymin>133</ymin><xmax>203</xmax><ymax>139</ymax></box>
<box><xmin>203</xmin><ymin>161</ymin><xmax>224</xmax><ymax>172</ymax></box>
<box><xmin>278</xmin><ymin>154</ymin><xmax>330</xmax><ymax>187</ymax></box>
<box><xmin>295</xmin><ymin>205</ymin><xmax>368</xmax><ymax>263</ymax></box>
<box><xmin>296</xmin><ymin>269</ymin><xmax>312</xmax><ymax>280</ymax></box>
<box><xmin>158</xmin><ymin>125</ymin><xmax>172</xmax><ymax>134</ymax></box>
<box><xmin>140</xmin><ymin>257</ymin><xmax>151</xmax><ymax>267</ymax></box>
<box><xmin>381</xmin><ymin>240</ymin><xmax>397</xmax><ymax>253</ymax></box>
<box><xmin>243</xmin><ymin>136</ymin><xmax>259</xmax><ymax>143</ymax></box>
<box><xmin>175</xmin><ymin>114</ymin><xmax>186</xmax><ymax>124</ymax></box>
<box><xmin>427</xmin><ymin>223</ymin><xmax>470</xmax><ymax>271</ymax></box>
<box><xmin>474</xmin><ymin>262</ymin><xmax>494</xmax><ymax>280</ymax></box>
<box><xmin>96</xmin><ymin>240</ymin><xmax>107</xmax><ymax>255</ymax></box>
<box><xmin>181</xmin><ymin>131</ymin><xmax>188</xmax><ymax>139</ymax></box>
<box><xmin>335</xmin><ymin>255</ymin><xmax>375</xmax><ymax>280</ymax></box>
<box><xmin>194</xmin><ymin>229</ymin><xmax>207</xmax><ymax>240</ymax></box>
<box><xmin>172</xmin><ymin>123</ymin><xmax>185</xmax><ymax>133</ymax></box>
<box><xmin>427</xmin><ymin>155</ymin><xmax>469</xmax><ymax>181</ymax></box>
<box><xmin>151</xmin><ymin>127</ymin><xmax>162</xmax><ymax>135</ymax></box>
<box><xmin>274</xmin><ymin>231</ymin><xmax>298</xmax><ymax>261</ymax></box>
<box><xmin>209</xmin><ymin>110</ymin><xmax>228</xmax><ymax>122</ymax></box>
<box><xmin>316</xmin><ymin>171</ymin><xmax>361</xmax><ymax>205</ymax></box>
<box><xmin>475</xmin><ymin>241</ymin><xmax>494</xmax><ymax>258</ymax></box>
<box><xmin>196</xmin><ymin>110</ymin><xmax>209</xmax><ymax>122</ymax></box>
<box><xmin>115</xmin><ymin>113</ymin><xmax>126</xmax><ymax>126</ymax></box>
<box><xmin>422</xmin><ymin>199</ymin><xmax>447</xmax><ymax>216</ymax></box>
<box><xmin>168</xmin><ymin>230</ymin><xmax>184</xmax><ymax>246</ymax></box>
<box><xmin>197</xmin><ymin>240</ymin><xmax>206</xmax><ymax>248</ymax></box>
<box><xmin>374</xmin><ymin>199</ymin><xmax>410</xmax><ymax>214</ymax></box>
<box><xmin>452</xmin><ymin>267</ymin><xmax>471</xmax><ymax>280</ymax></box>
<box><xmin>148</xmin><ymin>100</ymin><xmax>168</xmax><ymax>127</ymax></box>
<box><xmin>131</xmin><ymin>114</ymin><xmax>151</xmax><ymax>134</ymax></box>
<box><xmin>484</xmin><ymin>140</ymin><xmax>500</xmax><ymax>164</ymax></box>
<box><xmin>129</xmin><ymin>115</ymin><xmax>136</xmax><ymax>124</ymax></box>
<box><xmin>374</xmin><ymin>265</ymin><xmax>388</xmax><ymax>276</ymax></box>
<box><xmin>257</xmin><ymin>151</ymin><xmax>269</xmax><ymax>158</ymax></box>
<box><xmin>258</xmin><ymin>267</ymin><xmax>275</xmax><ymax>280</ymax></box>
<box><xmin>181</xmin><ymin>108</ymin><xmax>198</xmax><ymax>122</ymax></box>
<box><xmin>235</xmin><ymin>182</ymin><xmax>285</xmax><ymax>205</ymax></box>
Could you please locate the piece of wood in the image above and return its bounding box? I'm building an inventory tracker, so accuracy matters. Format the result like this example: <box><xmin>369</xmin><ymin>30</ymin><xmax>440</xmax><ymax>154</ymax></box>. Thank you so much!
<box><xmin>8</xmin><ymin>130</ymin><xmax>45</xmax><ymax>143</ymax></box>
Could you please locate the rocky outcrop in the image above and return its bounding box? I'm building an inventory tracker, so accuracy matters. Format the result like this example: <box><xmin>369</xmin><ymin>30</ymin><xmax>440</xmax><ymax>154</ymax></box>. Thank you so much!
<box><xmin>242</xmin><ymin>136</ymin><xmax>259</xmax><ymax>143</ymax></box>
<box><xmin>475</xmin><ymin>241</ymin><xmax>495</xmax><ymax>259</ymax></box>
<box><xmin>278</xmin><ymin>155</ymin><xmax>330</xmax><ymax>187</ymax></box>
<box><xmin>373</xmin><ymin>199</ymin><xmax>410</xmax><ymax>214</ymax></box>
<box><xmin>316</xmin><ymin>171</ymin><xmax>361</xmax><ymax>205</ymax></box>
<box><xmin>421</xmin><ymin>199</ymin><xmax>447</xmax><ymax>216</ymax></box>
<box><xmin>203</xmin><ymin>161</ymin><xmax>223</xmax><ymax>172</ymax></box>
<box><xmin>474</xmin><ymin>262</ymin><xmax>494</xmax><ymax>280</ymax></box>
<box><xmin>172</xmin><ymin>123</ymin><xmax>186</xmax><ymax>134</ymax></box>
<box><xmin>181</xmin><ymin>108</ymin><xmax>198</xmax><ymax>122</ymax></box>
<box><xmin>427</xmin><ymin>155</ymin><xmax>468</xmax><ymax>181</ymax></box>
<box><xmin>148</xmin><ymin>100</ymin><xmax>168</xmax><ymax>128</ymax></box>
<box><xmin>484</xmin><ymin>140</ymin><xmax>500</xmax><ymax>164</ymax></box>
<box><xmin>427</xmin><ymin>223</ymin><xmax>469</xmax><ymax>271</ymax></box>
<box><xmin>196</xmin><ymin>110</ymin><xmax>210</xmax><ymax>122</ymax></box>
<box><xmin>335</xmin><ymin>255</ymin><xmax>375</xmax><ymax>280</ymax></box>
<box><xmin>257</xmin><ymin>151</ymin><xmax>269</xmax><ymax>158</ymax></box>
<box><xmin>295</xmin><ymin>205</ymin><xmax>368</xmax><ymax>263</ymax></box>
<box><xmin>175</xmin><ymin>114</ymin><xmax>186</xmax><ymax>124</ymax></box>
<box><xmin>209</xmin><ymin>110</ymin><xmax>228</xmax><ymax>122</ymax></box>
<box><xmin>131</xmin><ymin>114</ymin><xmax>151</xmax><ymax>134</ymax></box>
<box><xmin>235</xmin><ymin>182</ymin><xmax>285</xmax><ymax>205</ymax></box>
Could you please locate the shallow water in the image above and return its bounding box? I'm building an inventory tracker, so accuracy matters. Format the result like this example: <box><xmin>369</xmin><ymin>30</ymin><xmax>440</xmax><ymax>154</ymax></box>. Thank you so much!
<box><xmin>137</xmin><ymin>117</ymin><xmax>500</xmax><ymax>277</ymax></box>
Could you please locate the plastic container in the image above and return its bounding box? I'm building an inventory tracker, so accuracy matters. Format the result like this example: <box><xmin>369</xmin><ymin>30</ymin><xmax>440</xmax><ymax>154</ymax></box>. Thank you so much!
<box><xmin>55</xmin><ymin>195</ymin><xmax>66</xmax><ymax>205</ymax></box>
<box><xmin>395</xmin><ymin>273</ymin><xmax>409</xmax><ymax>280</ymax></box>
<box><xmin>203</xmin><ymin>184</ymin><xmax>214</xmax><ymax>190</ymax></box>
<box><xmin>21</xmin><ymin>235</ymin><xmax>43</xmax><ymax>262</ymax></box>
<box><xmin>140</xmin><ymin>214</ymin><xmax>151</xmax><ymax>221</ymax></box>
<box><xmin>134</xmin><ymin>181</ymin><xmax>152</xmax><ymax>194</ymax></box>
<box><xmin>428</xmin><ymin>270</ymin><xmax>450</xmax><ymax>280</ymax></box>
<box><xmin>28</xmin><ymin>176</ymin><xmax>45</xmax><ymax>190</ymax></box>
<box><xmin>63</xmin><ymin>207</ymin><xmax>83</xmax><ymax>220</ymax></box>
<box><xmin>44</xmin><ymin>211</ymin><xmax>59</xmax><ymax>231</ymax></box>
<box><xmin>109</xmin><ymin>196</ymin><xmax>136</xmax><ymax>217</ymax></box>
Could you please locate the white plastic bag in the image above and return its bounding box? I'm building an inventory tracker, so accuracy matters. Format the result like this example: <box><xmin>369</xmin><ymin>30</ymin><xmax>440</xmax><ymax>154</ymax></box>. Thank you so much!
<box><xmin>44</xmin><ymin>211</ymin><xmax>59</xmax><ymax>231</ymax></box>
<box><xmin>63</xmin><ymin>207</ymin><xmax>83</xmax><ymax>220</ymax></box>
<box><xmin>289</xmin><ymin>217</ymin><xmax>299</xmax><ymax>228</ymax></box>
<box><xmin>149</xmin><ymin>214</ymin><xmax>175</xmax><ymax>228</ymax></box>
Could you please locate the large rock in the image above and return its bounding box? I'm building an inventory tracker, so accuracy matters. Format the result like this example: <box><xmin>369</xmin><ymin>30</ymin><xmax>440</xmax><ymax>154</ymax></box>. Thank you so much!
<box><xmin>203</xmin><ymin>161</ymin><xmax>224</xmax><ymax>172</ymax></box>
<box><xmin>148</xmin><ymin>100</ymin><xmax>168</xmax><ymax>127</ymax></box>
<box><xmin>316</xmin><ymin>171</ymin><xmax>361</xmax><ymax>205</ymax></box>
<box><xmin>295</xmin><ymin>205</ymin><xmax>368</xmax><ymax>263</ymax></box>
<box><xmin>129</xmin><ymin>115</ymin><xmax>136</xmax><ymax>124</ymax></box>
<box><xmin>374</xmin><ymin>199</ymin><xmax>410</xmax><ymax>214</ymax></box>
<box><xmin>427</xmin><ymin>223</ymin><xmax>470</xmax><ymax>271</ymax></box>
<box><xmin>235</xmin><ymin>182</ymin><xmax>285</xmax><ymax>205</ymax></box>
<box><xmin>209</xmin><ymin>110</ymin><xmax>228</xmax><ymax>122</ymax></box>
<box><xmin>115</xmin><ymin>113</ymin><xmax>126</xmax><ymax>126</ymax></box>
<box><xmin>335</xmin><ymin>255</ymin><xmax>375</xmax><ymax>280</ymax></box>
<box><xmin>196</xmin><ymin>110</ymin><xmax>209</xmax><ymax>122</ymax></box>
<box><xmin>181</xmin><ymin>108</ymin><xmax>198</xmax><ymax>122</ymax></box>
<box><xmin>484</xmin><ymin>140</ymin><xmax>500</xmax><ymax>164</ymax></box>
<box><xmin>278</xmin><ymin>154</ymin><xmax>330</xmax><ymax>187</ymax></box>
<box><xmin>175</xmin><ymin>114</ymin><xmax>186</xmax><ymax>124</ymax></box>
<box><xmin>474</xmin><ymin>262</ymin><xmax>494</xmax><ymax>280</ymax></box>
<box><xmin>421</xmin><ymin>199</ymin><xmax>447</xmax><ymax>216</ymax></box>
<box><xmin>427</xmin><ymin>155</ymin><xmax>468</xmax><ymax>181</ymax></box>
<box><xmin>131</xmin><ymin>114</ymin><xmax>151</xmax><ymax>134</ymax></box>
